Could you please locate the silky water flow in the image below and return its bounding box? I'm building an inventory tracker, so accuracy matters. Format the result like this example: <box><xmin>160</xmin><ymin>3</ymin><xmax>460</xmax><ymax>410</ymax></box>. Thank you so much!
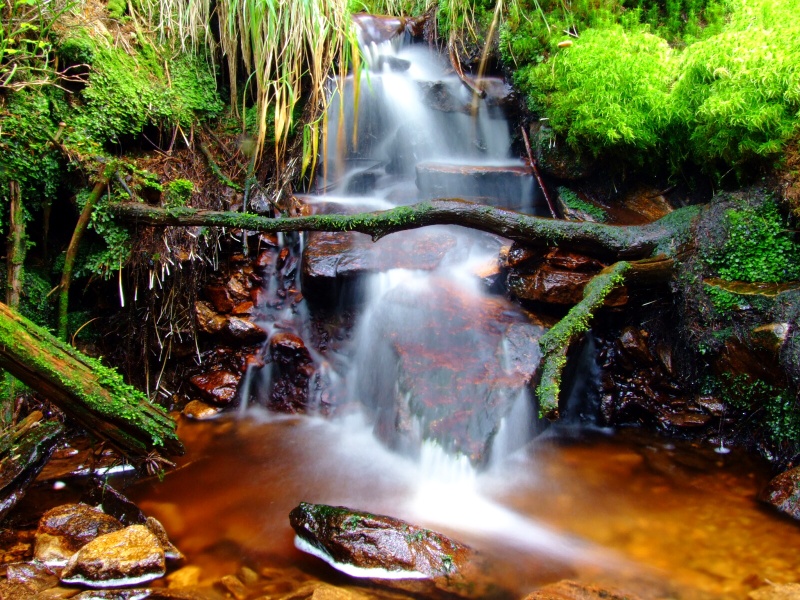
<box><xmin>126</xmin><ymin>22</ymin><xmax>800</xmax><ymax>600</ymax></box>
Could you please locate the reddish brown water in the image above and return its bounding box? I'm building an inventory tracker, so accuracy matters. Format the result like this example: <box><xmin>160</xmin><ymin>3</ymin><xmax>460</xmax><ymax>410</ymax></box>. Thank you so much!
<box><xmin>126</xmin><ymin>413</ymin><xmax>800</xmax><ymax>599</ymax></box>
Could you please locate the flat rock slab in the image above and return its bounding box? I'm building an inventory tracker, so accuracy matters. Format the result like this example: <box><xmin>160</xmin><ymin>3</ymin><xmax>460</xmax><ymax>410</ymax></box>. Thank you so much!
<box><xmin>290</xmin><ymin>502</ymin><xmax>497</xmax><ymax>598</ymax></box>
<box><xmin>355</xmin><ymin>276</ymin><xmax>548</xmax><ymax>465</ymax></box>
<box><xmin>416</xmin><ymin>162</ymin><xmax>537</xmax><ymax>212</ymax></box>
<box><xmin>302</xmin><ymin>228</ymin><xmax>458</xmax><ymax>305</ymax></box>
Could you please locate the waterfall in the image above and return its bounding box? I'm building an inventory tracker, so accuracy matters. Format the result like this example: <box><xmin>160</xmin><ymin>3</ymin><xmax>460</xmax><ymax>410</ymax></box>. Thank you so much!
<box><xmin>303</xmin><ymin>17</ymin><xmax>546</xmax><ymax>471</ymax></box>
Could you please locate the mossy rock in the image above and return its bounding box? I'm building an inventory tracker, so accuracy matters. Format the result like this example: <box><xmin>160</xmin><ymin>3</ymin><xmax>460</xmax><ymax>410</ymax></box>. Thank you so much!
<box><xmin>531</xmin><ymin>123</ymin><xmax>596</xmax><ymax>180</ymax></box>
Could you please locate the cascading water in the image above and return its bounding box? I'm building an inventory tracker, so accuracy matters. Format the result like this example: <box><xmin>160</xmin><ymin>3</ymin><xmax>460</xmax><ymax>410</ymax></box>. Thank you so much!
<box><xmin>304</xmin><ymin>18</ymin><xmax>546</xmax><ymax>470</ymax></box>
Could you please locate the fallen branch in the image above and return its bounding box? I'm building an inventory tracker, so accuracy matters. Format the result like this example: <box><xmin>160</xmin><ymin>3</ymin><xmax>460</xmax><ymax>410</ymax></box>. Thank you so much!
<box><xmin>536</xmin><ymin>261</ymin><xmax>631</xmax><ymax>417</ymax></box>
<box><xmin>111</xmin><ymin>199</ymin><xmax>701</xmax><ymax>261</ymax></box>
<box><xmin>199</xmin><ymin>143</ymin><xmax>243</xmax><ymax>192</ymax></box>
<box><xmin>0</xmin><ymin>303</ymin><xmax>183</xmax><ymax>459</ymax></box>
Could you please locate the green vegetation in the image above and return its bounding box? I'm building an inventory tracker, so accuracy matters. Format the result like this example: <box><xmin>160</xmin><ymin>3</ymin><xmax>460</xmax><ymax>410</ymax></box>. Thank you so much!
<box><xmin>710</xmin><ymin>374</ymin><xmax>800</xmax><ymax>449</ymax></box>
<box><xmin>509</xmin><ymin>0</ymin><xmax>800</xmax><ymax>176</ymax></box>
<box><xmin>705</xmin><ymin>200</ymin><xmax>800</xmax><ymax>284</ymax></box>
<box><xmin>557</xmin><ymin>186</ymin><xmax>607</xmax><ymax>222</ymax></box>
<box><xmin>164</xmin><ymin>179</ymin><xmax>194</xmax><ymax>208</ymax></box>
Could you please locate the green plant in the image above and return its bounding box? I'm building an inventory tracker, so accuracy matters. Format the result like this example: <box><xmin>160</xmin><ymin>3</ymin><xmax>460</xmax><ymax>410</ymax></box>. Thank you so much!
<box><xmin>670</xmin><ymin>4</ymin><xmax>800</xmax><ymax>170</ymax></box>
<box><xmin>716</xmin><ymin>374</ymin><xmax>800</xmax><ymax>447</ymax></box>
<box><xmin>557</xmin><ymin>186</ymin><xmax>606</xmax><ymax>221</ymax></box>
<box><xmin>705</xmin><ymin>201</ymin><xmax>800</xmax><ymax>284</ymax></box>
<box><xmin>517</xmin><ymin>25</ymin><xmax>676</xmax><ymax>159</ymax></box>
<box><xmin>164</xmin><ymin>178</ymin><xmax>194</xmax><ymax>207</ymax></box>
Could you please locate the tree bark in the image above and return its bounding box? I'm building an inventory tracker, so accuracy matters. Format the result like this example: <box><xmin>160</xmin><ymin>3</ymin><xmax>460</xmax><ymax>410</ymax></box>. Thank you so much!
<box><xmin>0</xmin><ymin>302</ymin><xmax>183</xmax><ymax>459</ymax></box>
<box><xmin>6</xmin><ymin>181</ymin><xmax>24</xmax><ymax>309</ymax></box>
<box><xmin>111</xmin><ymin>199</ymin><xmax>701</xmax><ymax>261</ymax></box>
<box><xmin>58</xmin><ymin>174</ymin><xmax>111</xmax><ymax>341</ymax></box>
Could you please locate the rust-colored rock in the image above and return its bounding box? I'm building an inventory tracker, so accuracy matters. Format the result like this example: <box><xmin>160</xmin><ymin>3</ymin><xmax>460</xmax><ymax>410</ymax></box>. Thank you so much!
<box><xmin>35</xmin><ymin>504</ymin><xmax>123</xmax><ymax>567</ymax></box>
<box><xmin>225</xmin><ymin>316</ymin><xmax>267</xmax><ymax>344</ymax></box>
<box><xmin>204</xmin><ymin>285</ymin><xmax>234</xmax><ymax>313</ymax></box>
<box><xmin>523</xmin><ymin>580</ymin><xmax>643</xmax><ymax>600</ymax></box>
<box><xmin>617</xmin><ymin>327</ymin><xmax>654</xmax><ymax>366</ymax></box>
<box><xmin>289</xmin><ymin>503</ymin><xmax>492</xmax><ymax>598</ymax></box>
<box><xmin>195</xmin><ymin>301</ymin><xmax>226</xmax><ymax>335</ymax></box>
<box><xmin>189</xmin><ymin>371</ymin><xmax>241</xmax><ymax>406</ymax></box>
<box><xmin>352</xmin><ymin>14</ymin><xmax>407</xmax><ymax>46</ymax></box>
<box><xmin>231</xmin><ymin>301</ymin><xmax>254</xmax><ymax>315</ymax></box>
<box><xmin>182</xmin><ymin>399</ymin><xmax>223</xmax><ymax>420</ymax></box>
<box><xmin>759</xmin><ymin>466</ymin><xmax>800</xmax><ymax>521</ymax></box>
<box><xmin>302</xmin><ymin>229</ymin><xmax>457</xmax><ymax>305</ymax></box>
<box><xmin>60</xmin><ymin>525</ymin><xmax>165</xmax><ymax>588</ymax></box>
<box><xmin>269</xmin><ymin>333</ymin><xmax>315</xmax><ymax>412</ymax></box>
<box><xmin>225</xmin><ymin>273</ymin><xmax>251</xmax><ymax>302</ymax></box>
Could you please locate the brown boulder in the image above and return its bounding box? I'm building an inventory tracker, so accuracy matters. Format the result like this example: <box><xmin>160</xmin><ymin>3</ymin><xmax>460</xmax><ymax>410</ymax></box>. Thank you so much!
<box><xmin>182</xmin><ymin>399</ymin><xmax>223</xmax><ymax>420</ymax></box>
<box><xmin>225</xmin><ymin>316</ymin><xmax>267</xmax><ymax>344</ymax></box>
<box><xmin>204</xmin><ymin>285</ymin><xmax>234</xmax><ymax>313</ymax></box>
<box><xmin>35</xmin><ymin>504</ymin><xmax>123</xmax><ymax>567</ymax></box>
<box><xmin>189</xmin><ymin>371</ymin><xmax>241</xmax><ymax>406</ymax></box>
<box><xmin>194</xmin><ymin>302</ymin><xmax>226</xmax><ymax>335</ymax></box>
<box><xmin>60</xmin><ymin>525</ymin><xmax>166</xmax><ymax>588</ymax></box>
<box><xmin>269</xmin><ymin>333</ymin><xmax>315</xmax><ymax>412</ymax></box>
<box><xmin>759</xmin><ymin>466</ymin><xmax>800</xmax><ymax>520</ymax></box>
<box><xmin>289</xmin><ymin>503</ymin><xmax>491</xmax><ymax>598</ymax></box>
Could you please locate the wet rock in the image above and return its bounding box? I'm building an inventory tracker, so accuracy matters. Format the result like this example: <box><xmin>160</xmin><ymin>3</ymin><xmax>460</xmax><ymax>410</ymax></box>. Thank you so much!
<box><xmin>219</xmin><ymin>575</ymin><xmax>248</xmax><ymax>600</ymax></box>
<box><xmin>225</xmin><ymin>316</ymin><xmax>268</xmax><ymax>344</ymax></box>
<box><xmin>5</xmin><ymin>561</ymin><xmax>59</xmax><ymax>594</ymax></box>
<box><xmin>508</xmin><ymin>265</ymin><xmax>594</xmax><ymax>305</ymax></box>
<box><xmin>225</xmin><ymin>273</ymin><xmax>251</xmax><ymax>302</ymax></box>
<box><xmin>194</xmin><ymin>301</ymin><xmax>226</xmax><ymax>335</ymax></box>
<box><xmin>146</xmin><ymin>516</ymin><xmax>184</xmax><ymax>561</ymax></box>
<box><xmin>617</xmin><ymin>327</ymin><xmax>655</xmax><ymax>366</ymax></box>
<box><xmin>166</xmin><ymin>565</ymin><xmax>202</xmax><ymax>588</ymax></box>
<box><xmin>231</xmin><ymin>301</ymin><xmax>254</xmax><ymax>315</ymax></box>
<box><xmin>759</xmin><ymin>466</ymin><xmax>800</xmax><ymax>520</ymax></box>
<box><xmin>72</xmin><ymin>590</ymin><xmax>152</xmax><ymax>599</ymax></box>
<box><xmin>355</xmin><ymin>277</ymin><xmax>545</xmax><ymax>465</ymax></box>
<box><xmin>302</xmin><ymin>229</ymin><xmax>457</xmax><ymax>306</ymax></box>
<box><xmin>531</xmin><ymin>123</ymin><xmax>595</xmax><ymax>180</ymax></box>
<box><xmin>182</xmin><ymin>399</ymin><xmax>223</xmax><ymax>420</ymax></box>
<box><xmin>189</xmin><ymin>371</ymin><xmax>241</xmax><ymax>406</ymax></box>
<box><xmin>35</xmin><ymin>504</ymin><xmax>124</xmax><ymax>567</ymax></box>
<box><xmin>269</xmin><ymin>333</ymin><xmax>315</xmax><ymax>412</ymax></box>
<box><xmin>60</xmin><ymin>524</ymin><xmax>166</xmax><ymax>588</ymax></box>
<box><xmin>82</xmin><ymin>481</ymin><xmax>147</xmax><ymax>526</ymax></box>
<box><xmin>290</xmin><ymin>503</ymin><xmax>488</xmax><ymax>598</ymax></box>
<box><xmin>416</xmin><ymin>162</ymin><xmax>537</xmax><ymax>211</ymax></box>
<box><xmin>204</xmin><ymin>285</ymin><xmax>234</xmax><ymax>313</ymax></box>
<box><xmin>523</xmin><ymin>580</ymin><xmax>643</xmax><ymax>599</ymax></box>
<box><xmin>713</xmin><ymin>336</ymin><xmax>787</xmax><ymax>389</ymax></box>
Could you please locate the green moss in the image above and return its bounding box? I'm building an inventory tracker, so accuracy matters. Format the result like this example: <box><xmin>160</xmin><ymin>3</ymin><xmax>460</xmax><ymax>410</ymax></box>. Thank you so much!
<box><xmin>557</xmin><ymin>186</ymin><xmax>607</xmax><ymax>222</ymax></box>
<box><xmin>704</xmin><ymin>200</ymin><xmax>800</xmax><ymax>284</ymax></box>
<box><xmin>164</xmin><ymin>178</ymin><xmax>194</xmax><ymax>208</ymax></box>
<box><xmin>536</xmin><ymin>261</ymin><xmax>630</xmax><ymax>415</ymax></box>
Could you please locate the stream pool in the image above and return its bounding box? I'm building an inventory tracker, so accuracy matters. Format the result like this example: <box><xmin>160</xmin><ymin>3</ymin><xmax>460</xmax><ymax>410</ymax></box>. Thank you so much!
<box><xmin>122</xmin><ymin>411</ymin><xmax>800</xmax><ymax>599</ymax></box>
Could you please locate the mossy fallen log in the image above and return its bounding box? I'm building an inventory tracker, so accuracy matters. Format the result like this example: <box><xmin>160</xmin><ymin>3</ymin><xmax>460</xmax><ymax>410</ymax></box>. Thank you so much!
<box><xmin>111</xmin><ymin>199</ymin><xmax>702</xmax><ymax>261</ymax></box>
<box><xmin>0</xmin><ymin>303</ymin><xmax>183</xmax><ymax>459</ymax></box>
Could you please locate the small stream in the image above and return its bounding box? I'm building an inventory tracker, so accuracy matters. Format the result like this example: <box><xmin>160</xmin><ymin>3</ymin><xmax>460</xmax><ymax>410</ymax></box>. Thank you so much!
<box><xmin>125</xmin><ymin>16</ymin><xmax>800</xmax><ymax>600</ymax></box>
<box><xmin>126</xmin><ymin>414</ymin><xmax>800</xmax><ymax>599</ymax></box>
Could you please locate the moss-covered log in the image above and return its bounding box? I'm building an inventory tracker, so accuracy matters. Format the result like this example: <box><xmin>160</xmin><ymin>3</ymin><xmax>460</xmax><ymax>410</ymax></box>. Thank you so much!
<box><xmin>0</xmin><ymin>303</ymin><xmax>183</xmax><ymax>459</ymax></box>
<box><xmin>111</xmin><ymin>199</ymin><xmax>702</xmax><ymax>260</ymax></box>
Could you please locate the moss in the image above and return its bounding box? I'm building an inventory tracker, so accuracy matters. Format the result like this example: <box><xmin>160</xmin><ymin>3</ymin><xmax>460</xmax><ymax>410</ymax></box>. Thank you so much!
<box><xmin>536</xmin><ymin>261</ymin><xmax>630</xmax><ymax>416</ymax></box>
<box><xmin>557</xmin><ymin>186</ymin><xmax>607</xmax><ymax>222</ymax></box>
<box><xmin>164</xmin><ymin>178</ymin><xmax>194</xmax><ymax>208</ymax></box>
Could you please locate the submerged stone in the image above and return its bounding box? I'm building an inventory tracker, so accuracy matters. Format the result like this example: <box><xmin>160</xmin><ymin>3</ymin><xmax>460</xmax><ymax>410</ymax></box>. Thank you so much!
<box><xmin>523</xmin><ymin>580</ymin><xmax>643</xmax><ymax>600</ymax></box>
<box><xmin>60</xmin><ymin>525</ymin><xmax>166</xmax><ymax>588</ymax></box>
<box><xmin>289</xmin><ymin>502</ymin><xmax>492</xmax><ymax>598</ymax></box>
<box><xmin>268</xmin><ymin>332</ymin><xmax>315</xmax><ymax>413</ymax></box>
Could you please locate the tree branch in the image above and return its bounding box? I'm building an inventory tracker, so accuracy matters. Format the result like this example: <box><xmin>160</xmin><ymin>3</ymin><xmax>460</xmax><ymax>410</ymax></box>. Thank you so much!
<box><xmin>111</xmin><ymin>199</ymin><xmax>701</xmax><ymax>261</ymax></box>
